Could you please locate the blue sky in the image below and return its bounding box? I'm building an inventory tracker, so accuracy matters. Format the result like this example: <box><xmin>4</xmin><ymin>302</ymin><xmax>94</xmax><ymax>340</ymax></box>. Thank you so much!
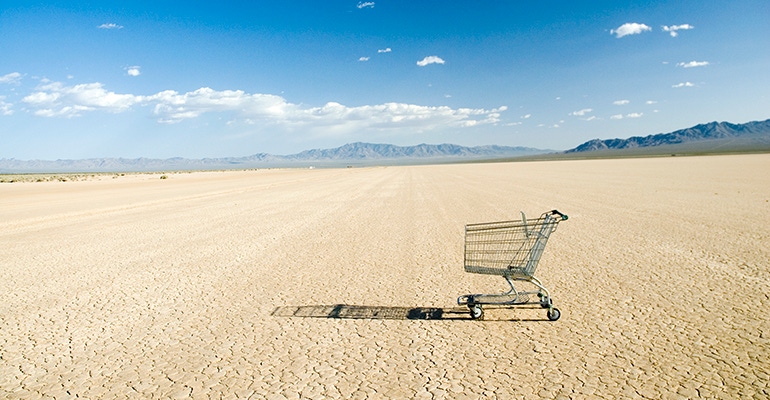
<box><xmin>1</xmin><ymin>1</ymin><xmax>768</xmax><ymax>159</ymax></box>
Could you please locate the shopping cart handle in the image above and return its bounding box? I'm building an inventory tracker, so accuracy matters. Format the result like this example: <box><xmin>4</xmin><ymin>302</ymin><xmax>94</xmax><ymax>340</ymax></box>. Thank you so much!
<box><xmin>550</xmin><ymin>209</ymin><xmax>568</xmax><ymax>220</ymax></box>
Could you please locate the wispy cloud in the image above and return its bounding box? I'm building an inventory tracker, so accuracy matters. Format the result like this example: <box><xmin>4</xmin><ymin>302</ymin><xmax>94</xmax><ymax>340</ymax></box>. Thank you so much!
<box><xmin>611</xmin><ymin>113</ymin><xmax>644</xmax><ymax>120</ymax></box>
<box><xmin>677</xmin><ymin>61</ymin><xmax>709</xmax><ymax>68</ymax></box>
<box><xmin>613</xmin><ymin>99</ymin><xmax>630</xmax><ymax>105</ymax></box>
<box><xmin>610</xmin><ymin>23</ymin><xmax>651</xmax><ymax>38</ymax></box>
<box><xmin>646</xmin><ymin>100</ymin><xmax>657</xmax><ymax>104</ymax></box>
<box><xmin>377</xmin><ymin>48</ymin><xmax>392</xmax><ymax>53</ymax></box>
<box><xmin>662</xmin><ymin>24</ymin><xmax>694</xmax><ymax>37</ymax></box>
<box><xmin>521</xmin><ymin>114</ymin><xmax>531</xmax><ymax>119</ymax></box>
<box><xmin>148</xmin><ymin>88</ymin><xmax>507</xmax><ymax>128</ymax></box>
<box><xmin>357</xmin><ymin>2</ymin><xmax>375</xmax><ymax>9</ymax></box>
<box><xmin>125</xmin><ymin>66</ymin><xmax>141</xmax><ymax>76</ymax></box>
<box><xmin>98</xmin><ymin>23</ymin><xmax>123</xmax><ymax>29</ymax></box>
<box><xmin>358</xmin><ymin>57</ymin><xmax>370</xmax><ymax>62</ymax></box>
<box><xmin>0</xmin><ymin>72</ymin><xmax>22</xmax><ymax>85</ymax></box>
<box><xmin>569</xmin><ymin>108</ymin><xmax>592</xmax><ymax>116</ymax></box>
<box><xmin>0</xmin><ymin>96</ymin><xmax>13</xmax><ymax>115</ymax></box>
<box><xmin>672</xmin><ymin>82</ymin><xmax>695</xmax><ymax>88</ymax></box>
<box><xmin>19</xmin><ymin>81</ymin><xmax>507</xmax><ymax>134</ymax></box>
<box><xmin>416</xmin><ymin>56</ymin><xmax>445</xmax><ymax>67</ymax></box>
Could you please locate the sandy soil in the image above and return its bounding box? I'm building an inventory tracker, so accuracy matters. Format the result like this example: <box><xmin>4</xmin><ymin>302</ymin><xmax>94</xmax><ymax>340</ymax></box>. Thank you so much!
<box><xmin>1</xmin><ymin>154</ymin><xmax>768</xmax><ymax>399</ymax></box>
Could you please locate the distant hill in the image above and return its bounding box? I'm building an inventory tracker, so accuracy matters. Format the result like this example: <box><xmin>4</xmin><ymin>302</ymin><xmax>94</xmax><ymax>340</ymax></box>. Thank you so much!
<box><xmin>286</xmin><ymin>142</ymin><xmax>544</xmax><ymax>160</ymax></box>
<box><xmin>567</xmin><ymin>119</ymin><xmax>770</xmax><ymax>153</ymax></box>
<box><xmin>0</xmin><ymin>143</ymin><xmax>549</xmax><ymax>173</ymax></box>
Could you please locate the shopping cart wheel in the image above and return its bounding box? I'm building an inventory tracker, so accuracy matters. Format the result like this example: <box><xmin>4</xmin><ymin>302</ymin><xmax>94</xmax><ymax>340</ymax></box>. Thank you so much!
<box><xmin>539</xmin><ymin>296</ymin><xmax>551</xmax><ymax>308</ymax></box>
<box><xmin>547</xmin><ymin>308</ymin><xmax>561</xmax><ymax>321</ymax></box>
<box><xmin>537</xmin><ymin>292</ymin><xmax>551</xmax><ymax>308</ymax></box>
<box><xmin>469</xmin><ymin>305</ymin><xmax>484</xmax><ymax>320</ymax></box>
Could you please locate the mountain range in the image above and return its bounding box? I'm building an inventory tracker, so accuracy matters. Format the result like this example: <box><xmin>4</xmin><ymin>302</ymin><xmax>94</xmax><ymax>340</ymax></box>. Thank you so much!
<box><xmin>566</xmin><ymin>119</ymin><xmax>770</xmax><ymax>153</ymax></box>
<box><xmin>0</xmin><ymin>143</ymin><xmax>548</xmax><ymax>173</ymax></box>
<box><xmin>2</xmin><ymin>118</ymin><xmax>768</xmax><ymax>173</ymax></box>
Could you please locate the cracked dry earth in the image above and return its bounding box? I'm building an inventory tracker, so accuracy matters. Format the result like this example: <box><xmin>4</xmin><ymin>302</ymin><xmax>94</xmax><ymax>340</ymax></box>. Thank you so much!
<box><xmin>1</xmin><ymin>154</ymin><xmax>769</xmax><ymax>399</ymax></box>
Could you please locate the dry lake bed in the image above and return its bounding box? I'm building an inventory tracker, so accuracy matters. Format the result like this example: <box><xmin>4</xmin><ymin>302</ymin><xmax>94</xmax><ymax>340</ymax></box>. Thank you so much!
<box><xmin>1</xmin><ymin>154</ymin><xmax>768</xmax><ymax>398</ymax></box>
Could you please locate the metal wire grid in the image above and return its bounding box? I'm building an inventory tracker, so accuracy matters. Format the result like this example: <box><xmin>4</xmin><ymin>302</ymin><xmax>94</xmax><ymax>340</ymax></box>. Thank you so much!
<box><xmin>463</xmin><ymin>215</ymin><xmax>559</xmax><ymax>276</ymax></box>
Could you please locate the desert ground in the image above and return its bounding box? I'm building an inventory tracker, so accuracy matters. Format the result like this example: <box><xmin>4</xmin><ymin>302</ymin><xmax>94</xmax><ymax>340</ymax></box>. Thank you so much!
<box><xmin>1</xmin><ymin>154</ymin><xmax>768</xmax><ymax>399</ymax></box>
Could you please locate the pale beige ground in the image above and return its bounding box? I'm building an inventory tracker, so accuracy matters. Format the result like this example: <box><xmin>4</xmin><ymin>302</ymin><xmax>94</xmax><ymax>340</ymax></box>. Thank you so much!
<box><xmin>1</xmin><ymin>154</ymin><xmax>769</xmax><ymax>399</ymax></box>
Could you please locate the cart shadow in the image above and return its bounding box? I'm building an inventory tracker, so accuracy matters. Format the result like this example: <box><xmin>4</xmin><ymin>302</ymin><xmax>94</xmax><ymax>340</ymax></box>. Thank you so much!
<box><xmin>272</xmin><ymin>304</ymin><xmax>466</xmax><ymax>320</ymax></box>
<box><xmin>271</xmin><ymin>304</ymin><xmax>546</xmax><ymax>321</ymax></box>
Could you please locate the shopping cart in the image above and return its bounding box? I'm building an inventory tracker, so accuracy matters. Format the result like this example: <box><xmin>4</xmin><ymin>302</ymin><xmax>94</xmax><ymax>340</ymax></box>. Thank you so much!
<box><xmin>457</xmin><ymin>209</ymin><xmax>568</xmax><ymax>321</ymax></box>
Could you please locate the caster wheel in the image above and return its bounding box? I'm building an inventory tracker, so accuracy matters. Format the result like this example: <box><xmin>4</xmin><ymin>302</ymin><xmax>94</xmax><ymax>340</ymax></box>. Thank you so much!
<box><xmin>547</xmin><ymin>308</ymin><xmax>561</xmax><ymax>321</ymax></box>
<box><xmin>538</xmin><ymin>293</ymin><xmax>551</xmax><ymax>308</ymax></box>
<box><xmin>469</xmin><ymin>305</ymin><xmax>484</xmax><ymax>320</ymax></box>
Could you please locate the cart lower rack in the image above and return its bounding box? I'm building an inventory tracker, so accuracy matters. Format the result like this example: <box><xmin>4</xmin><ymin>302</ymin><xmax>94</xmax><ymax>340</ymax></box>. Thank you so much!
<box><xmin>458</xmin><ymin>209</ymin><xmax>568</xmax><ymax>320</ymax></box>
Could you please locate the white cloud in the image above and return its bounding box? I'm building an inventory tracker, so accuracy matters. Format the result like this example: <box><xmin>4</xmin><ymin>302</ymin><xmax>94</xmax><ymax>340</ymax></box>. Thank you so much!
<box><xmin>613</xmin><ymin>99</ymin><xmax>630</xmax><ymax>105</ymax></box>
<box><xmin>646</xmin><ymin>100</ymin><xmax>657</xmax><ymax>104</ymax></box>
<box><xmin>297</xmin><ymin>103</ymin><xmax>507</xmax><ymax>131</ymax></box>
<box><xmin>357</xmin><ymin>2</ymin><xmax>375</xmax><ymax>9</ymax></box>
<box><xmin>358</xmin><ymin>57</ymin><xmax>370</xmax><ymax>62</ymax></box>
<box><xmin>662</xmin><ymin>24</ymin><xmax>694</xmax><ymax>37</ymax></box>
<box><xmin>0</xmin><ymin>96</ymin><xmax>13</xmax><ymax>115</ymax></box>
<box><xmin>19</xmin><ymin>81</ymin><xmax>507</xmax><ymax>134</ymax></box>
<box><xmin>0</xmin><ymin>72</ymin><xmax>22</xmax><ymax>85</ymax></box>
<box><xmin>22</xmin><ymin>82</ymin><xmax>143</xmax><ymax>118</ymax></box>
<box><xmin>521</xmin><ymin>114</ymin><xmax>531</xmax><ymax>119</ymax></box>
<box><xmin>584</xmin><ymin>116</ymin><xmax>597</xmax><ymax>121</ymax></box>
<box><xmin>672</xmin><ymin>82</ymin><xmax>695</xmax><ymax>88</ymax></box>
<box><xmin>677</xmin><ymin>61</ymin><xmax>709</xmax><ymax>68</ymax></box>
<box><xmin>145</xmin><ymin>87</ymin><xmax>295</xmax><ymax>124</ymax></box>
<box><xmin>98</xmin><ymin>23</ymin><xmax>123</xmax><ymax>29</ymax></box>
<box><xmin>611</xmin><ymin>113</ymin><xmax>643</xmax><ymax>119</ymax></box>
<box><xmin>610</xmin><ymin>23</ymin><xmax>651</xmax><ymax>38</ymax></box>
<box><xmin>21</xmin><ymin>91</ymin><xmax>61</xmax><ymax>104</ymax></box>
<box><xmin>32</xmin><ymin>105</ymin><xmax>94</xmax><ymax>118</ymax></box>
<box><xmin>378</xmin><ymin>48</ymin><xmax>392</xmax><ymax>53</ymax></box>
<box><xmin>126</xmin><ymin>66</ymin><xmax>141</xmax><ymax>76</ymax></box>
<box><xmin>416</xmin><ymin>56</ymin><xmax>445</xmax><ymax>67</ymax></box>
<box><xmin>569</xmin><ymin>108</ymin><xmax>592</xmax><ymax>116</ymax></box>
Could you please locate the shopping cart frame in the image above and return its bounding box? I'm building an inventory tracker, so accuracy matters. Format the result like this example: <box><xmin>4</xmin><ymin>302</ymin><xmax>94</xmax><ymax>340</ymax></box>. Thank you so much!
<box><xmin>457</xmin><ymin>209</ymin><xmax>568</xmax><ymax>321</ymax></box>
